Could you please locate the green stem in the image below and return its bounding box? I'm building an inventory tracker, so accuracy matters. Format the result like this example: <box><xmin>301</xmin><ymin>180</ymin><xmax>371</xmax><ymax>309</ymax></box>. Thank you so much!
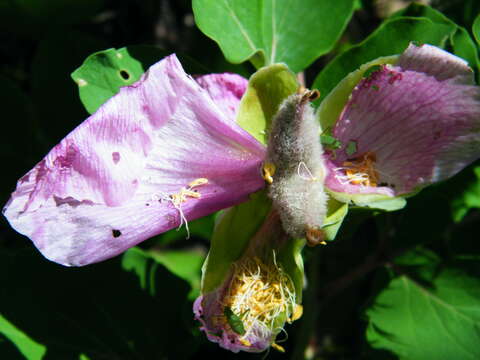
<box><xmin>290</xmin><ymin>246</ymin><xmax>322</xmax><ymax>360</ymax></box>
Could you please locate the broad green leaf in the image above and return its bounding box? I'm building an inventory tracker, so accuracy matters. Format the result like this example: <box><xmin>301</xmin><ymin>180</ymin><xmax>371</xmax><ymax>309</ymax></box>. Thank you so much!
<box><xmin>473</xmin><ymin>13</ymin><xmax>480</xmax><ymax>45</ymax></box>
<box><xmin>312</xmin><ymin>17</ymin><xmax>455</xmax><ymax>101</ymax></box>
<box><xmin>393</xmin><ymin>3</ymin><xmax>479</xmax><ymax>72</ymax></box>
<box><xmin>148</xmin><ymin>248</ymin><xmax>204</xmax><ymax>300</ymax></box>
<box><xmin>72</xmin><ymin>46</ymin><xmax>206</xmax><ymax>114</ymax></box>
<box><xmin>236</xmin><ymin>63</ymin><xmax>298</xmax><ymax>144</ymax></box>
<box><xmin>367</xmin><ymin>265</ymin><xmax>480</xmax><ymax>359</ymax></box>
<box><xmin>193</xmin><ymin>0</ymin><xmax>355</xmax><ymax>72</ymax></box>
<box><xmin>71</xmin><ymin>46</ymin><xmax>169</xmax><ymax>114</ymax></box>
<box><xmin>123</xmin><ymin>247</ymin><xmax>204</xmax><ymax>300</ymax></box>
<box><xmin>201</xmin><ymin>191</ymin><xmax>271</xmax><ymax>293</ymax></box>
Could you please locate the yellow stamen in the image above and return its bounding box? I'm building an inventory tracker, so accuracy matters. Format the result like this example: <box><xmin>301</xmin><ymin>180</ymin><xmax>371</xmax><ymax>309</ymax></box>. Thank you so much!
<box><xmin>222</xmin><ymin>255</ymin><xmax>297</xmax><ymax>348</ymax></box>
<box><xmin>272</xmin><ymin>343</ymin><xmax>286</xmax><ymax>352</ymax></box>
<box><xmin>188</xmin><ymin>178</ymin><xmax>209</xmax><ymax>188</ymax></box>
<box><xmin>342</xmin><ymin>151</ymin><xmax>378</xmax><ymax>187</ymax></box>
<box><xmin>289</xmin><ymin>304</ymin><xmax>303</xmax><ymax>323</ymax></box>
<box><xmin>167</xmin><ymin>178</ymin><xmax>209</xmax><ymax>237</ymax></box>
<box><xmin>306</xmin><ymin>227</ymin><xmax>326</xmax><ymax>247</ymax></box>
<box><xmin>262</xmin><ymin>162</ymin><xmax>276</xmax><ymax>184</ymax></box>
<box><xmin>170</xmin><ymin>178</ymin><xmax>209</xmax><ymax>207</ymax></box>
<box><xmin>240</xmin><ymin>338</ymin><xmax>252</xmax><ymax>347</ymax></box>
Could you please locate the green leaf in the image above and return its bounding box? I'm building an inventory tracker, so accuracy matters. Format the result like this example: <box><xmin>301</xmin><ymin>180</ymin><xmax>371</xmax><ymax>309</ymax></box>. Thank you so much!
<box><xmin>367</xmin><ymin>263</ymin><xmax>480</xmax><ymax>359</ymax></box>
<box><xmin>71</xmin><ymin>46</ymin><xmax>169</xmax><ymax>114</ymax></box>
<box><xmin>123</xmin><ymin>247</ymin><xmax>205</xmax><ymax>300</ymax></box>
<box><xmin>71</xmin><ymin>46</ymin><xmax>207</xmax><ymax>114</ymax></box>
<box><xmin>312</xmin><ymin>17</ymin><xmax>456</xmax><ymax>102</ymax></box>
<box><xmin>192</xmin><ymin>0</ymin><xmax>355</xmax><ymax>72</ymax></box>
<box><xmin>451</xmin><ymin>166</ymin><xmax>480</xmax><ymax>222</ymax></box>
<box><xmin>0</xmin><ymin>314</ymin><xmax>46</xmax><ymax>360</ymax></box>
<box><xmin>236</xmin><ymin>63</ymin><xmax>298</xmax><ymax>144</ymax></box>
<box><xmin>201</xmin><ymin>191</ymin><xmax>272</xmax><ymax>293</ymax></box>
<box><xmin>474</xmin><ymin>14</ymin><xmax>480</xmax><ymax>45</ymax></box>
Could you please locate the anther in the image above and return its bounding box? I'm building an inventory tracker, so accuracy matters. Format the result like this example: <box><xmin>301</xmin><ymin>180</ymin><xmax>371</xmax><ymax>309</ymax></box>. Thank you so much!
<box><xmin>262</xmin><ymin>162</ymin><xmax>276</xmax><ymax>184</ymax></box>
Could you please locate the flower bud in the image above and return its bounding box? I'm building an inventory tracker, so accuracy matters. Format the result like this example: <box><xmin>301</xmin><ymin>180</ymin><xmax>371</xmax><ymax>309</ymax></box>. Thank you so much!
<box><xmin>264</xmin><ymin>90</ymin><xmax>329</xmax><ymax>245</ymax></box>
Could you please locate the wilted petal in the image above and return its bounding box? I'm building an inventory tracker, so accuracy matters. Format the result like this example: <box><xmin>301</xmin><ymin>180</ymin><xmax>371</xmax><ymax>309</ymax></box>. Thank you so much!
<box><xmin>3</xmin><ymin>54</ymin><xmax>265</xmax><ymax>266</ymax></box>
<box><xmin>196</xmin><ymin>73</ymin><xmax>248</xmax><ymax>121</ymax></box>
<box><xmin>326</xmin><ymin>44</ymin><xmax>480</xmax><ymax>196</ymax></box>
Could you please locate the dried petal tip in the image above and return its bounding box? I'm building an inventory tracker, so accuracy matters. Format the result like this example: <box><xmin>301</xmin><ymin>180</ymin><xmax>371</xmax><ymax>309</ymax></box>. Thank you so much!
<box><xmin>194</xmin><ymin>252</ymin><xmax>299</xmax><ymax>353</ymax></box>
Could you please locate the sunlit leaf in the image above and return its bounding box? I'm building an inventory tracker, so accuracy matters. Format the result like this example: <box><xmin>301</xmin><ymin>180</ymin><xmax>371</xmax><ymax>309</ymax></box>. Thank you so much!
<box><xmin>367</xmin><ymin>250</ymin><xmax>480</xmax><ymax>360</ymax></box>
<box><xmin>193</xmin><ymin>0</ymin><xmax>355</xmax><ymax>72</ymax></box>
<box><xmin>72</xmin><ymin>46</ymin><xmax>206</xmax><ymax>114</ymax></box>
<box><xmin>473</xmin><ymin>13</ymin><xmax>480</xmax><ymax>45</ymax></box>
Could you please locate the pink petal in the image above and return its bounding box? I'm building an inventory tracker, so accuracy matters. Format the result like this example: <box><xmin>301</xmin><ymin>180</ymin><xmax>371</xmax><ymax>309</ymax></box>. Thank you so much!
<box><xmin>397</xmin><ymin>43</ymin><xmax>475</xmax><ymax>83</ymax></box>
<box><xmin>196</xmin><ymin>73</ymin><xmax>248</xmax><ymax>121</ymax></box>
<box><xmin>327</xmin><ymin>44</ymin><xmax>480</xmax><ymax>195</ymax></box>
<box><xmin>3</xmin><ymin>54</ymin><xmax>266</xmax><ymax>266</ymax></box>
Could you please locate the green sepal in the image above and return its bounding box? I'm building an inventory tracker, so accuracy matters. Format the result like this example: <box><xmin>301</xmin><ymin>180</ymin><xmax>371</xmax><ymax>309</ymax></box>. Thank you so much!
<box><xmin>276</xmin><ymin>237</ymin><xmax>305</xmax><ymax>304</ymax></box>
<box><xmin>236</xmin><ymin>63</ymin><xmax>298</xmax><ymax>144</ymax></box>
<box><xmin>200</xmin><ymin>191</ymin><xmax>272</xmax><ymax>293</ymax></box>
<box><xmin>322</xmin><ymin>198</ymin><xmax>349</xmax><ymax>241</ymax></box>
<box><xmin>327</xmin><ymin>189</ymin><xmax>407</xmax><ymax>211</ymax></box>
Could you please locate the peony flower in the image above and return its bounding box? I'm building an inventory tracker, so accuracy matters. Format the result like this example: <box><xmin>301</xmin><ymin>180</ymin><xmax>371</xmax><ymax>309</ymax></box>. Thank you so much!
<box><xmin>3</xmin><ymin>43</ymin><xmax>480</xmax><ymax>353</ymax></box>
<box><xmin>3</xmin><ymin>54</ymin><xmax>266</xmax><ymax>266</ymax></box>
<box><xmin>318</xmin><ymin>43</ymin><xmax>480</xmax><ymax>209</ymax></box>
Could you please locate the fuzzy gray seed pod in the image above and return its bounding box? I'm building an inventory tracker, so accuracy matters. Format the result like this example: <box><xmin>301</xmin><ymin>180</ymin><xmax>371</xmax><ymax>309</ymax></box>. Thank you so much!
<box><xmin>264</xmin><ymin>90</ymin><xmax>328</xmax><ymax>246</ymax></box>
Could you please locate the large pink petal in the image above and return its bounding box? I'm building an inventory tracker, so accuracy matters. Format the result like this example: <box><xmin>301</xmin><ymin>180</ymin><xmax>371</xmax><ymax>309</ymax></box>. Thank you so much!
<box><xmin>327</xmin><ymin>44</ymin><xmax>480</xmax><ymax>195</ymax></box>
<box><xmin>196</xmin><ymin>73</ymin><xmax>248</xmax><ymax>121</ymax></box>
<box><xmin>3</xmin><ymin>54</ymin><xmax>266</xmax><ymax>266</ymax></box>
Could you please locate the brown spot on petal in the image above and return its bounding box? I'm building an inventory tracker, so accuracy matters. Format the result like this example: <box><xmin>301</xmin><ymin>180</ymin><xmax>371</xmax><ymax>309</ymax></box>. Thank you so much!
<box><xmin>112</xmin><ymin>229</ymin><xmax>122</xmax><ymax>238</ymax></box>
<box><xmin>112</xmin><ymin>152</ymin><xmax>120</xmax><ymax>164</ymax></box>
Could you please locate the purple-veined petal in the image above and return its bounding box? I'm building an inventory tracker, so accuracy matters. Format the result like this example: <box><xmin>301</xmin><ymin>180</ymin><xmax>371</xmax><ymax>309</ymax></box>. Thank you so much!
<box><xmin>396</xmin><ymin>43</ymin><xmax>475</xmax><ymax>83</ymax></box>
<box><xmin>3</xmin><ymin>54</ymin><xmax>266</xmax><ymax>266</ymax></box>
<box><xmin>326</xmin><ymin>44</ymin><xmax>480</xmax><ymax>196</ymax></box>
<box><xmin>196</xmin><ymin>73</ymin><xmax>248</xmax><ymax>121</ymax></box>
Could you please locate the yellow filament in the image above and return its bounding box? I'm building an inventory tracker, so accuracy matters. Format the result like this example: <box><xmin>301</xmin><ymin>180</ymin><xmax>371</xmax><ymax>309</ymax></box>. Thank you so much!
<box><xmin>170</xmin><ymin>178</ymin><xmax>208</xmax><ymax>207</ymax></box>
<box><xmin>168</xmin><ymin>178</ymin><xmax>208</xmax><ymax>237</ymax></box>
<box><xmin>222</xmin><ymin>255</ymin><xmax>297</xmax><ymax>348</ymax></box>
<box><xmin>342</xmin><ymin>152</ymin><xmax>378</xmax><ymax>187</ymax></box>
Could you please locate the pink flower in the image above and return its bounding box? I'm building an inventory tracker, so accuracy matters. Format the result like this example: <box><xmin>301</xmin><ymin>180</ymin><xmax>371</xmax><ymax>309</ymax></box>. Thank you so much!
<box><xmin>320</xmin><ymin>43</ymin><xmax>480</xmax><ymax>207</ymax></box>
<box><xmin>3</xmin><ymin>55</ymin><xmax>265</xmax><ymax>266</ymax></box>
